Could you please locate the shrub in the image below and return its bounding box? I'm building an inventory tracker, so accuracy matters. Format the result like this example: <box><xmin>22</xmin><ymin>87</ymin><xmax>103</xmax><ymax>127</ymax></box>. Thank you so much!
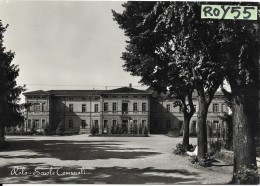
<box><xmin>43</xmin><ymin>123</ymin><xmax>52</xmax><ymax>135</ymax></box>
<box><xmin>56</xmin><ymin>122</ymin><xmax>65</xmax><ymax>135</ymax></box>
<box><xmin>173</xmin><ymin>143</ymin><xmax>186</xmax><ymax>156</ymax></box>
<box><xmin>190</xmin><ymin>155</ymin><xmax>212</xmax><ymax>167</ymax></box>
<box><xmin>30</xmin><ymin>124</ymin><xmax>37</xmax><ymax>134</ymax></box>
<box><xmin>91</xmin><ymin>125</ymin><xmax>99</xmax><ymax>135</ymax></box>
<box><xmin>236</xmin><ymin>167</ymin><xmax>259</xmax><ymax>184</ymax></box>
<box><xmin>209</xmin><ymin>140</ymin><xmax>222</xmax><ymax>156</ymax></box>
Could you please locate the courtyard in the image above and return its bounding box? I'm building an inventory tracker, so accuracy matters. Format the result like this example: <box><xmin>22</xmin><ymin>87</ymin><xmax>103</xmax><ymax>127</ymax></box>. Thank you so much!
<box><xmin>0</xmin><ymin>135</ymin><xmax>234</xmax><ymax>184</ymax></box>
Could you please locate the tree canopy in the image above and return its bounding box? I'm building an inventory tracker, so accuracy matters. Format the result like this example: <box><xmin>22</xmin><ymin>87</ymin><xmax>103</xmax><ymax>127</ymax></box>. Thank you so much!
<box><xmin>0</xmin><ymin>21</ymin><xmax>25</xmax><ymax>136</ymax></box>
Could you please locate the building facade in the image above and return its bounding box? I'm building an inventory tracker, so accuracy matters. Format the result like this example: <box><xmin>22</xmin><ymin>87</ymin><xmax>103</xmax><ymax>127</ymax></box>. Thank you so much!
<box><xmin>23</xmin><ymin>85</ymin><xmax>228</xmax><ymax>135</ymax></box>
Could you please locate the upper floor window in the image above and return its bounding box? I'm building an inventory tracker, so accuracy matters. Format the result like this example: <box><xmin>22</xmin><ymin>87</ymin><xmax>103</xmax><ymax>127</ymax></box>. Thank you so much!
<box><xmin>133</xmin><ymin>103</ymin><xmax>138</xmax><ymax>112</ymax></box>
<box><xmin>94</xmin><ymin>97</ymin><xmax>99</xmax><ymax>100</ymax></box>
<box><xmin>69</xmin><ymin>104</ymin><xmax>73</xmax><ymax>112</ymax></box>
<box><xmin>68</xmin><ymin>97</ymin><xmax>73</xmax><ymax>101</ymax></box>
<box><xmin>94</xmin><ymin>104</ymin><xmax>99</xmax><ymax>112</ymax></box>
<box><xmin>142</xmin><ymin>103</ymin><xmax>146</xmax><ymax>112</ymax></box>
<box><xmin>213</xmin><ymin>103</ymin><xmax>219</xmax><ymax>113</ymax></box>
<box><xmin>82</xmin><ymin>104</ymin><xmax>86</xmax><ymax>113</ymax></box>
<box><xmin>104</xmin><ymin>103</ymin><xmax>108</xmax><ymax>112</ymax></box>
<box><xmin>34</xmin><ymin>103</ymin><xmax>40</xmax><ymax>112</ymax></box>
<box><xmin>82</xmin><ymin>97</ymin><xmax>86</xmax><ymax>100</ymax></box>
<box><xmin>112</xmin><ymin>103</ymin><xmax>117</xmax><ymax>112</ymax></box>
<box><xmin>194</xmin><ymin>104</ymin><xmax>197</xmax><ymax>112</ymax></box>
<box><xmin>166</xmin><ymin>104</ymin><xmax>171</xmax><ymax>112</ymax></box>
<box><xmin>42</xmin><ymin>103</ymin><xmax>46</xmax><ymax>111</ymax></box>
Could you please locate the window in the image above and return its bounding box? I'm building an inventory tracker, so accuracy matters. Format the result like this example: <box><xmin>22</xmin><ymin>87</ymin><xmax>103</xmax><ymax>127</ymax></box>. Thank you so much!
<box><xmin>69</xmin><ymin>97</ymin><xmax>73</xmax><ymax>100</ymax></box>
<box><xmin>34</xmin><ymin>103</ymin><xmax>40</xmax><ymax>112</ymax></box>
<box><xmin>69</xmin><ymin>104</ymin><xmax>73</xmax><ymax>112</ymax></box>
<box><xmin>213</xmin><ymin>121</ymin><xmax>219</xmax><ymax>130</ymax></box>
<box><xmin>142</xmin><ymin>103</ymin><xmax>146</xmax><ymax>112</ymax></box>
<box><xmin>213</xmin><ymin>103</ymin><xmax>219</xmax><ymax>113</ymax></box>
<box><xmin>142</xmin><ymin>120</ymin><xmax>146</xmax><ymax>128</ymax></box>
<box><xmin>133</xmin><ymin>96</ymin><xmax>138</xmax><ymax>98</ymax></box>
<box><xmin>112</xmin><ymin>96</ymin><xmax>117</xmax><ymax>98</ymax></box>
<box><xmin>179</xmin><ymin>105</ymin><xmax>182</xmax><ymax>113</ymax></box>
<box><xmin>133</xmin><ymin>103</ymin><xmax>138</xmax><ymax>112</ymax></box>
<box><xmin>94</xmin><ymin>104</ymin><xmax>99</xmax><ymax>112</ymax></box>
<box><xmin>166</xmin><ymin>120</ymin><xmax>170</xmax><ymax>129</ymax></box>
<box><xmin>42</xmin><ymin>119</ymin><xmax>46</xmax><ymax>128</ymax></box>
<box><xmin>81</xmin><ymin>120</ymin><xmax>86</xmax><ymax>128</ymax></box>
<box><xmin>34</xmin><ymin>120</ymin><xmax>40</xmax><ymax>128</ymax></box>
<box><xmin>42</xmin><ymin>103</ymin><xmax>46</xmax><ymax>111</ymax></box>
<box><xmin>112</xmin><ymin>103</ymin><xmax>117</xmax><ymax>112</ymax></box>
<box><xmin>112</xmin><ymin>120</ymin><xmax>117</xmax><ymax>128</ymax></box>
<box><xmin>82</xmin><ymin>104</ymin><xmax>86</xmax><ymax>113</ymax></box>
<box><xmin>94</xmin><ymin>97</ymin><xmax>99</xmax><ymax>100</ymax></box>
<box><xmin>69</xmin><ymin>120</ymin><xmax>73</xmax><ymax>128</ymax></box>
<box><xmin>94</xmin><ymin>120</ymin><xmax>99</xmax><ymax>128</ymax></box>
<box><xmin>28</xmin><ymin>119</ymin><xmax>31</xmax><ymax>128</ymax></box>
<box><xmin>194</xmin><ymin>104</ymin><xmax>197</xmax><ymax>112</ymax></box>
<box><xmin>167</xmin><ymin>104</ymin><xmax>170</xmax><ymax>112</ymax></box>
<box><xmin>133</xmin><ymin>120</ymin><xmax>138</xmax><ymax>125</ymax></box>
<box><xmin>103</xmin><ymin>120</ymin><xmax>108</xmax><ymax>133</ymax></box>
<box><xmin>82</xmin><ymin>97</ymin><xmax>86</xmax><ymax>100</ymax></box>
<box><xmin>104</xmin><ymin>103</ymin><xmax>108</xmax><ymax>112</ymax></box>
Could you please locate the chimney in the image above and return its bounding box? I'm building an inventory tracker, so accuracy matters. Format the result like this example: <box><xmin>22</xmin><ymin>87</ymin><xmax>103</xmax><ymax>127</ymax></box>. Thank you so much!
<box><xmin>129</xmin><ymin>83</ymin><xmax>132</xmax><ymax>88</ymax></box>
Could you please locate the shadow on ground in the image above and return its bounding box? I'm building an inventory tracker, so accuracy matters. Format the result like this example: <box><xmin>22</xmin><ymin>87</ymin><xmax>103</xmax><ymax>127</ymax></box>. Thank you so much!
<box><xmin>0</xmin><ymin>163</ymin><xmax>201</xmax><ymax>184</ymax></box>
<box><xmin>1</xmin><ymin>138</ymin><xmax>160</xmax><ymax>160</ymax></box>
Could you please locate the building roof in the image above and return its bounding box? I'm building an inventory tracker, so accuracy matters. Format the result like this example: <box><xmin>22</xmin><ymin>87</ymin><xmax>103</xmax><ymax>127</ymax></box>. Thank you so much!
<box><xmin>47</xmin><ymin>90</ymin><xmax>104</xmax><ymax>96</ymax></box>
<box><xmin>23</xmin><ymin>90</ymin><xmax>50</xmax><ymax>95</ymax></box>
<box><xmin>23</xmin><ymin>87</ymin><xmax>150</xmax><ymax>96</ymax></box>
<box><xmin>103</xmin><ymin>87</ymin><xmax>151</xmax><ymax>94</ymax></box>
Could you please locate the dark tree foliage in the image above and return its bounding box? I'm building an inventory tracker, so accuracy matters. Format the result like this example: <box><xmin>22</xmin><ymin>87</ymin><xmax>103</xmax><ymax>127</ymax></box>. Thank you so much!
<box><xmin>112</xmin><ymin>1</ymin><xmax>223</xmax><ymax>160</ymax></box>
<box><xmin>113</xmin><ymin>2</ymin><xmax>260</xmax><ymax>182</ymax></box>
<box><xmin>0</xmin><ymin>21</ymin><xmax>25</xmax><ymax>142</ymax></box>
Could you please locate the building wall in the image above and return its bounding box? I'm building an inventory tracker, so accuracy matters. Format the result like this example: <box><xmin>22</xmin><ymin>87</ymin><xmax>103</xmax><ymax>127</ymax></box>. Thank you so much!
<box><xmin>24</xmin><ymin>89</ymin><xmax>228</xmax><ymax>135</ymax></box>
<box><xmin>25</xmin><ymin>95</ymin><xmax>50</xmax><ymax>132</ymax></box>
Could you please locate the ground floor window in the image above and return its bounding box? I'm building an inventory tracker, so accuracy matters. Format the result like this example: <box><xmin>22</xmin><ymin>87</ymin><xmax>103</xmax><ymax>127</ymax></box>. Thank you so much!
<box><xmin>28</xmin><ymin>119</ymin><xmax>31</xmax><ymax>128</ymax></box>
<box><xmin>112</xmin><ymin>120</ymin><xmax>117</xmax><ymax>128</ymax></box>
<box><xmin>82</xmin><ymin>120</ymin><xmax>86</xmax><ymax>128</ymax></box>
<box><xmin>166</xmin><ymin>120</ymin><xmax>170</xmax><ymax>129</ymax></box>
<box><xmin>34</xmin><ymin>120</ymin><xmax>40</xmax><ymax>128</ymax></box>
<box><xmin>42</xmin><ymin>119</ymin><xmax>46</xmax><ymax>128</ymax></box>
<box><xmin>69</xmin><ymin>120</ymin><xmax>73</xmax><ymax>128</ymax></box>
<box><xmin>94</xmin><ymin>120</ymin><xmax>99</xmax><ymax>128</ymax></box>
<box><xmin>103</xmin><ymin>120</ymin><xmax>108</xmax><ymax>133</ymax></box>
<box><xmin>142</xmin><ymin>120</ymin><xmax>146</xmax><ymax>128</ymax></box>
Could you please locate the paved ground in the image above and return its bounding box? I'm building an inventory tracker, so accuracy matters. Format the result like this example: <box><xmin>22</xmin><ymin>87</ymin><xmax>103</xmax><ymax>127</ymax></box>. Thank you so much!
<box><xmin>0</xmin><ymin>135</ymin><xmax>234</xmax><ymax>184</ymax></box>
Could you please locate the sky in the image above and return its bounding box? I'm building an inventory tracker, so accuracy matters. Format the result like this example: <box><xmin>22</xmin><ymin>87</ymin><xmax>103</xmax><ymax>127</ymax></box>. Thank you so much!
<box><xmin>0</xmin><ymin>1</ymin><xmax>146</xmax><ymax>103</ymax></box>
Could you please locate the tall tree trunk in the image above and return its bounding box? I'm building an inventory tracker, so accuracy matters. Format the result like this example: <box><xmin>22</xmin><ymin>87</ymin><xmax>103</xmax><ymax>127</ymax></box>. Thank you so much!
<box><xmin>182</xmin><ymin>115</ymin><xmax>191</xmax><ymax>150</ymax></box>
<box><xmin>0</xmin><ymin>122</ymin><xmax>5</xmax><ymax>148</ymax></box>
<box><xmin>197</xmin><ymin>95</ymin><xmax>209</xmax><ymax>161</ymax></box>
<box><xmin>231</xmin><ymin>87</ymin><xmax>258</xmax><ymax>184</ymax></box>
